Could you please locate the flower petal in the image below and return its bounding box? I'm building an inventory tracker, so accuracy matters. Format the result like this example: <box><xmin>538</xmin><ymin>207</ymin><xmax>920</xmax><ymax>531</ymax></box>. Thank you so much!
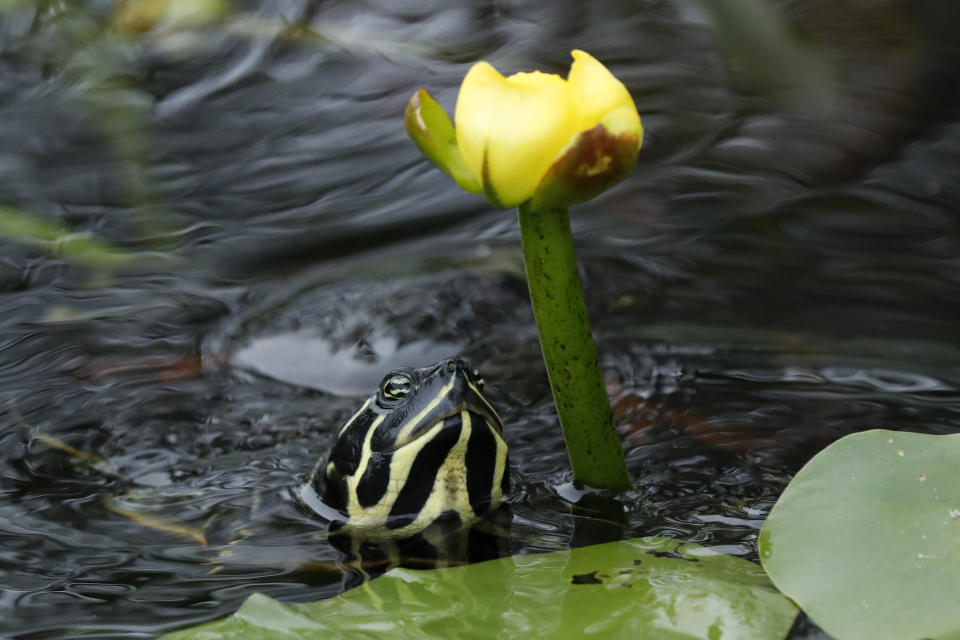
<box><xmin>455</xmin><ymin>61</ymin><xmax>580</xmax><ymax>208</ymax></box>
<box><xmin>568</xmin><ymin>50</ymin><xmax>640</xmax><ymax>140</ymax></box>
<box><xmin>405</xmin><ymin>89</ymin><xmax>483</xmax><ymax>193</ymax></box>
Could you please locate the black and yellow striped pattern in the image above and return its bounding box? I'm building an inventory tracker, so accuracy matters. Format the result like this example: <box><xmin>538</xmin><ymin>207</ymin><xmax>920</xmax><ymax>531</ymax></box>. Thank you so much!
<box><xmin>315</xmin><ymin>357</ymin><xmax>509</xmax><ymax>538</ymax></box>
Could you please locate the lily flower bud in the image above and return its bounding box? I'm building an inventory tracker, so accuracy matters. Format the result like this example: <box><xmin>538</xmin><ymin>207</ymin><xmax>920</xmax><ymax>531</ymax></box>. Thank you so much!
<box><xmin>406</xmin><ymin>50</ymin><xmax>643</xmax><ymax>209</ymax></box>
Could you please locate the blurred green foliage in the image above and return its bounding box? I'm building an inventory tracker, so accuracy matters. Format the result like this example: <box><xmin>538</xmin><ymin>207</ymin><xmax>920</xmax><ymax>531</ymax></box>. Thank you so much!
<box><xmin>0</xmin><ymin>205</ymin><xmax>136</xmax><ymax>268</ymax></box>
<box><xmin>695</xmin><ymin>0</ymin><xmax>836</xmax><ymax>113</ymax></box>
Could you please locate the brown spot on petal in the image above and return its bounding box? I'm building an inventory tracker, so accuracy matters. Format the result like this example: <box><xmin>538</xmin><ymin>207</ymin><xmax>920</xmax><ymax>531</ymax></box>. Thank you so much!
<box><xmin>531</xmin><ymin>124</ymin><xmax>639</xmax><ymax>209</ymax></box>
<box><xmin>581</xmin><ymin>155</ymin><xmax>612</xmax><ymax>176</ymax></box>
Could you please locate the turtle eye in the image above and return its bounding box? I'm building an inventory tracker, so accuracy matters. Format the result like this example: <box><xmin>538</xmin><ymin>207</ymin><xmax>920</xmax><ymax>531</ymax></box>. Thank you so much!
<box><xmin>379</xmin><ymin>374</ymin><xmax>413</xmax><ymax>403</ymax></box>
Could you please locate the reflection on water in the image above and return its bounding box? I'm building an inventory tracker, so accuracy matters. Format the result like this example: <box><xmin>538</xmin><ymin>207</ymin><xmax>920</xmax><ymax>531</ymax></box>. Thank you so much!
<box><xmin>1</xmin><ymin>0</ymin><xmax>959</xmax><ymax>637</ymax></box>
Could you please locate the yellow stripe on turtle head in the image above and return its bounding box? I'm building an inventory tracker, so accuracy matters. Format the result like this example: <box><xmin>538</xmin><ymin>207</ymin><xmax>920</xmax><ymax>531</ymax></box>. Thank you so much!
<box><xmin>392</xmin><ymin>376</ymin><xmax>456</xmax><ymax>446</ymax></box>
<box><xmin>338</xmin><ymin>397</ymin><xmax>372</xmax><ymax>437</ymax></box>
<box><xmin>345</xmin><ymin>413</ymin><xmax>386</xmax><ymax>515</ymax></box>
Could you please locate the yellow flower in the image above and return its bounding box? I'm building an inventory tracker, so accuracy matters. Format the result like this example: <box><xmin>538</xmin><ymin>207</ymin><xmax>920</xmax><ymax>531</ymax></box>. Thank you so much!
<box><xmin>406</xmin><ymin>50</ymin><xmax>643</xmax><ymax>209</ymax></box>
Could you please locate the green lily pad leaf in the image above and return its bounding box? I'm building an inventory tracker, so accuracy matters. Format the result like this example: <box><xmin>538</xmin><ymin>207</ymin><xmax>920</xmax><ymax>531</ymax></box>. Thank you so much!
<box><xmin>760</xmin><ymin>429</ymin><xmax>960</xmax><ymax>640</ymax></box>
<box><xmin>162</xmin><ymin>537</ymin><xmax>797</xmax><ymax>640</ymax></box>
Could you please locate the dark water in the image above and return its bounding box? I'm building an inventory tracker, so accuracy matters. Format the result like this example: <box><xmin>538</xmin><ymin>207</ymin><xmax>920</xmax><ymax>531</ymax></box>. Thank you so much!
<box><xmin>1</xmin><ymin>0</ymin><xmax>959</xmax><ymax>637</ymax></box>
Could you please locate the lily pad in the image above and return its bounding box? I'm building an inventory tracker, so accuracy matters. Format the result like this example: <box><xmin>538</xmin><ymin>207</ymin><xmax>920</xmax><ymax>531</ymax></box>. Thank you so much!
<box><xmin>162</xmin><ymin>537</ymin><xmax>797</xmax><ymax>639</ymax></box>
<box><xmin>760</xmin><ymin>429</ymin><xmax>960</xmax><ymax>640</ymax></box>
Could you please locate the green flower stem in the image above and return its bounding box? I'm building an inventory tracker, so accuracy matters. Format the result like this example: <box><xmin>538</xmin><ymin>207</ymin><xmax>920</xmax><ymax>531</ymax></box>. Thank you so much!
<box><xmin>517</xmin><ymin>201</ymin><xmax>630</xmax><ymax>491</ymax></box>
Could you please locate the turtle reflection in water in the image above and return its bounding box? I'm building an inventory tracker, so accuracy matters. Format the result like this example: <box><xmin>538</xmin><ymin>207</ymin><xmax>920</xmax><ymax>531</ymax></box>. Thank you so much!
<box><xmin>38</xmin><ymin>357</ymin><xmax>511</xmax><ymax>579</ymax></box>
<box><xmin>302</xmin><ymin>356</ymin><xmax>512</xmax><ymax>574</ymax></box>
